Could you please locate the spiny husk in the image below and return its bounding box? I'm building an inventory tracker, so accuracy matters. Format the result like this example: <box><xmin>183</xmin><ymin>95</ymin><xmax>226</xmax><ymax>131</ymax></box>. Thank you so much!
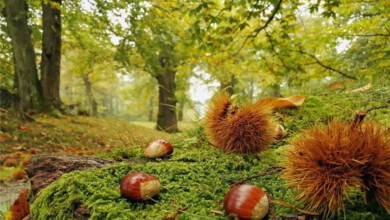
<box><xmin>356</xmin><ymin>122</ymin><xmax>390</xmax><ymax>213</ymax></box>
<box><xmin>205</xmin><ymin>93</ymin><xmax>276</xmax><ymax>154</ymax></box>
<box><xmin>283</xmin><ymin>120</ymin><xmax>364</xmax><ymax>218</ymax></box>
<box><xmin>283</xmin><ymin>120</ymin><xmax>390</xmax><ymax>218</ymax></box>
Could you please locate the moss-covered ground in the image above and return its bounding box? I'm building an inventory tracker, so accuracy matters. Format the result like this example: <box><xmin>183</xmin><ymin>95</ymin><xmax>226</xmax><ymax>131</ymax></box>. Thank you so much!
<box><xmin>2</xmin><ymin>80</ymin><xmax>390</xmax><ymax>220</ymax></box>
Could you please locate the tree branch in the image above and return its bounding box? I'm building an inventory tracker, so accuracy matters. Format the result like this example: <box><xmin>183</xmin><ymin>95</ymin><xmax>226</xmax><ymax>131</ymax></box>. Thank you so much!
<box><xmin>290</xmin><ymin>50</ymin><xmax>357</xmax><ymax>79</ymax></box>
<box><xmin>349</xmin><ymin>34</ymin><xmax>390</xmax><ymax>37</ymax></box>
<box><xmin>232</xmin><ymin>0</ymin><xmax>283</xmax><ymax>56</ymax></box>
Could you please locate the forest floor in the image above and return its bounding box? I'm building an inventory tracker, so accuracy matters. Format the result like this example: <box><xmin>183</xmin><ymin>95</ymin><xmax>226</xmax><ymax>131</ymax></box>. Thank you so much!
<box><xmin>0</xmin><ymin>114</ymin><xmax>194</xmax><ymax>215</ymax></box>
<box><xmin>0</xmin><ymin>81</ymin><xmax>389</xmax><ymax>219</ymax></box>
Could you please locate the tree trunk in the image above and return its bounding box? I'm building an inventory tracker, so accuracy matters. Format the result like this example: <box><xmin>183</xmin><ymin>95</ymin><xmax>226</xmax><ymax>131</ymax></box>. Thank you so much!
<box><xmin>40</xmin><ymin>0</ymin><xmax>62</xmax><ymax>109</ymax></box>
<box><xmin>4</xmin><ymin>0</ymin><xmax>42</xmax><ymax>112</ymax></box>
<box><xmin>220</xmin><ymin>74</ymin><xmax>235</xmax><ymax>96</ymax></box>
<box><xmin>156</xmin><ymin>68</ymin><xmax>179</xmax><ymax>133</ymax></box>
<box><xmin>272</xmin><ymin>84</ymin><xmax>281</xmax><ymax>97</ymax></box>
<box><xmin>178</xmin><ymin>96</ymin><xmax>184</xmax><ymax>121</ymax></box>
<box><xmin>148</xmin><ymin>96</ymin><xmax>154</xmax><ymax>122</ymax></box>
<box><xmin>82</xmin><ymin>73</ymin><xmax>98</xmax><ymax>117</ymax></box>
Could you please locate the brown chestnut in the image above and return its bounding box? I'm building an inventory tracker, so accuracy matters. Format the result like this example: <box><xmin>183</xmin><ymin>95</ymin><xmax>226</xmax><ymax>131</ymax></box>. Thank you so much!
<box><xmin>275</xmin><ymin>124</ymin><xmax>286</xmax><ymax>140</ymax></box>
<box><xmin>224</xmin><ymin>184</ymin><xmax>269</xmax><ymax>220</ymax></box>
<box><xmin>120</xmin><ymin>172</ymin><xmax>161</xmax><ymax>201</ymax></box>
<box><xmin>144</xmin><ymin>139</ymin><xmax>173</xmax><ymax>158</ymax></box>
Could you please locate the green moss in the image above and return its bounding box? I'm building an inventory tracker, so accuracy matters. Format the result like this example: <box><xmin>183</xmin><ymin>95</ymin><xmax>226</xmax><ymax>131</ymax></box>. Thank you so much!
<box><xmin>29</xmin><ymin>83</ymin><xmax>390</xmax><ymax>220</ymax></box>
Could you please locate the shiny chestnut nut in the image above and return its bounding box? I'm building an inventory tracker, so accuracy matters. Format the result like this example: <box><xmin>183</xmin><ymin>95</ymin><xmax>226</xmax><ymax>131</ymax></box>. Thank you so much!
<box><xmin>275</xmin><ymin>124</ymin><xmax>286</xmax><ymax>140</ymax></box>
<box><xmin>144</xmin><ymin>139</ymin><xmax>173</xmax><ymax>158</ymax></box>
<box><xmin>224</xmin><ymin>184</ymin><xmax>269</xmax><ymax>220</ymax></box>
<box><xmin>120</xmin><ymin>172</ymin><xmax>161</xmax><ymax>201</ymax></box>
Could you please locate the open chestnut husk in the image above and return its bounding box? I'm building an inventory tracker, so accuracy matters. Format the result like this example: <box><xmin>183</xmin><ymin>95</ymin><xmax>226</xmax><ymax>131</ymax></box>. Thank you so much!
<box><xmin>144</xmin><ymin>139</ymin><xmax>173</xmax><ymax>158</ymax></box>
<box><xmin>120</xmin><ymin>172</ymin><xmax>161</xmax><ymax>201</ymax></box>
<box><xmin>224</xmin><ymin>184</ymin><xmax>269</xmax><ymax>220</ymax></box>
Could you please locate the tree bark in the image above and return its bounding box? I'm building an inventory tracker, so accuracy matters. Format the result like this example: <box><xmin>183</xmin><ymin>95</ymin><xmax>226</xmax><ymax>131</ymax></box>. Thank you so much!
<box><xmin>25</xmin><ymin>155</ymin><xmax>114</xmax><ymax>198</ymax></box>
<box><xmin>220</xmin><ymin>74</ymin><xmax>235</xmax><ymax>96</ymax></box>
<box><xmin>41</xmin><ymin>0</ymin><xmax>62</xmax><ymax>109</ymax></box>
<box><xmin>82</xmin><ymin>72</ymin><xmax>98</xmax><ymax>117</ymax></box>
<box><xmin>272</xmin><ymin>84</ymin><xmax>281</xmax><ymax>97</ymax></box>
<box><xmin>178</xmin><ymin>96</ymin><xmax>184</xmax><ymax>121</ymax></box>
<box><xmin>4</xmin><ymin>0</ymin><xmax>42</xmax><ymax>112</ymax></box>
<box><xmin>156</xmin><ymin>67</ymin><xmax>179</xmax><ymax>133</ymax></box>
<box><xmin>148</xmin><ymin>96</ymin><xmax>154</xmax><ymax>122</ymax></box>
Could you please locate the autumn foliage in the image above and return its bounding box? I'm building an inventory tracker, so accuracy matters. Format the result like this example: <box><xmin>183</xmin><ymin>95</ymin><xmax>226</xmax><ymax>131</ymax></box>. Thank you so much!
<box><xmin>283</xmin><ymin>120</ymin><xmax>390</xmax><ymax>217</ymax></box>
<box><xmin>205</xmin><ymin>93</ymin><xmax>276</xmax><ymax>154</ymax></box>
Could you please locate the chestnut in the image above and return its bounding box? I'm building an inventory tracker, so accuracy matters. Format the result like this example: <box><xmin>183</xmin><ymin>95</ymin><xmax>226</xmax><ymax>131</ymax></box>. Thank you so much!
<box><xmin>275</xmin><ymin>124</ymin><xmax>286</xmax><ymax>140</ymax></box>
<box><xmin>120</xmin><ymin>172</ymin><xmax>161</xmax><ymax>201</ymax></box>
<box><xmin>144</xmin><ymin>139</ymin><xmax>173</xmax><ymax>158</ymax></box>
<box><xmin>224</xmin><ymin>184</ymin><xmax>269</xmax><ymax>220</ymax></box>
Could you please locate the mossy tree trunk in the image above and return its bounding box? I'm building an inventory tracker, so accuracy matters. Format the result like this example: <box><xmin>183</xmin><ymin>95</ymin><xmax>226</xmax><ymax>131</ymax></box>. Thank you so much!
<box><xmin>4</xmin><ymin>0</ymin><xmax>43</xmax><ymax>115</ymax></box>
<box><xmin>41</xmin><ymin>0</ymin><xmax>62</xmax><ymax>109</ymax></box>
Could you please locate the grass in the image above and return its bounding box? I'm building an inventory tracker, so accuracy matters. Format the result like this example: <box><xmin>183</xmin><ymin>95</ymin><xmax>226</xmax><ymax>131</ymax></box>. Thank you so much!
<box><xmin>130</xmin><ymin>121</ymin><xmax>196</xmax><ymax>131</ymax></box>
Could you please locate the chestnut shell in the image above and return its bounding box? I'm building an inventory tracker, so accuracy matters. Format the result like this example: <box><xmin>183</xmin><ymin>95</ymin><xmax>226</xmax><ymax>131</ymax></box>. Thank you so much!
<box><xmin>144</xmin><ymin>139</ymin><xmax>173</xmax><ymax>158</ymax></box>
<box><xmin>120</xmin><ymin>172</ymin><xmax>161</xmax><ymax>201</ymax></box>
<box><xmin>224</xmin><ymin>184</ymin><xmax>269</xmax><ymax>220</ymax></box>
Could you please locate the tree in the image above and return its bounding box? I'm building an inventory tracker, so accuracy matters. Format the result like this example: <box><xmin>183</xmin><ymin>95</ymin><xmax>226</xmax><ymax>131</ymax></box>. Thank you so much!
<box><xmin>3</xmin><ymin>0</ymin><xmax>43</xmax><ymax>116</ymax></box>
<box><xmin>41</xmin><ymin>0</ymin><xmax>62</xmax><ymax>109</ymax></box>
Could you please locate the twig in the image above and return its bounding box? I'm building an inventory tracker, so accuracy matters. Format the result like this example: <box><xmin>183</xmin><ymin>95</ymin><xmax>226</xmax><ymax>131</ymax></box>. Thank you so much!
<box><xmin>231</xmin><ymin>166</ymin><xmax>285</xmax><ymax>187</ymax></box>
<box><xmin>351</xmin><ymin>110</ymin><xmax>367</xmax><ymax>127</ymax></box>
<box><xmin>289</xmin><ymin>49</ymin><xmax>357</xmax><ymax>80</ymax></box>
<box><xmin>210</xmin><ymin>209</ymin><xmax>224</xmax><ymax>215</ymax></box>
<box><xmin>266</xmin><ymin>193</ymin><xmax>277</xmax><ymax>220</ymax></box>
<box><xmin>272</xmin><ymin>199</ymin><xmax>320</xmax><ymax>216</ymax></box>
<box><xmin>161</xmin><ymin>207</ymin><xmax>188</xmax><ymax>220</ymax></box>
<box><xmin>366</xmin><ymin>105</ymin><xmax>390</xmax><ymax>113</ymax></box>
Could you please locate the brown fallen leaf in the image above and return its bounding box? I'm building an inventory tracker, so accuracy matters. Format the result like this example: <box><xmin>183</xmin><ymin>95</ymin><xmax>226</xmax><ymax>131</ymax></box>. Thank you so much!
<box><xmin>0</xmin><ymin>134</ymin><xmax>5</xmax><ymax>143</ymax></box>
<box><xmin>255</xmin><ymin>95</ymin><xmax>306</xmax><ymax>109</ymax></box>
<box><xmin>346</xmin><ymin>82</ymin><xmax>372</xmax><ymax>93</ymax></box>
<box><xmin>328</xmin><ymin>81</ymin><xmax>346</xmax><ymax>90</ymax></box>
<box><xmin>5</xmin><ymin>189</ymin><xmax>30</xmax><ymax>220</ymax></box>
<box><xmin>19</xmin><ymin>126</ymin><xmax>32</xmax><ymax>132</ymax></box>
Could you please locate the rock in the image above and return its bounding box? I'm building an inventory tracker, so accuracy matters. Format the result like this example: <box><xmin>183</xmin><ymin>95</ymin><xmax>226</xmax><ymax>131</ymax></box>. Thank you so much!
<box><xmin>25</xmin><ymin>154</ymin><xmax>114</xmax><ymax>197</ymax></box>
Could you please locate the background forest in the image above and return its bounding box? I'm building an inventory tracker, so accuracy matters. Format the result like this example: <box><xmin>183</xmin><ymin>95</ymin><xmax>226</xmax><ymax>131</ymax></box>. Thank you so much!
<box><xmin>1</xmin><ymin>0</ymin><xmax>389</xmax><ymax>128</ymax></box>
<box><xmin>0</xmin><ymin>0</ymin><xmax>390</xmax><ymax>219</ymax></box>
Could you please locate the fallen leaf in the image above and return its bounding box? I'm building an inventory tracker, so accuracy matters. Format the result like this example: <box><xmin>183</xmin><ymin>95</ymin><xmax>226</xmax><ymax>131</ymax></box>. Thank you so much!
<box><xmin>328</xmin><ymin>81</ymin><xmax>346</xmax><ymax>90</ymax></box>
<box><xmin>255</xmin><ymin>95</ymin><xmax>306</xmax><ymax>109</ymax></box>
<box><xmin>346</xmin><ymin>82</ymin><xmax>372</xmax><ymax>93</ymax></box>
<box><xmin>0</xmin><ymin>134</ymin><xmax>5</xmax><ymax>143</ymax></box>
<box><xmin>19</xmin><ymin>126</ymin><xmax>32</xmax><ymax>132</ymax></box>
<box><xmin>5</xmin><ymin>189</ymin><xmax>29</xmax><ymax>220</ymax></box>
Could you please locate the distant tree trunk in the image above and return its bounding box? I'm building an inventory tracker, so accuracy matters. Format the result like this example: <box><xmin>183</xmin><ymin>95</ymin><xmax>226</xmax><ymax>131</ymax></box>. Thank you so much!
<box><xmin>109</xmin><ymin>94</ymin><xmax>114</xmax><ymax>115</ymax></box>
<box><xmin>82</xmin><ymin>72</ymin><xmax>98</xmax><ymax>117</ymax></box>
<box><xmin>41</xmin><ymin>0</ymin><xmax>62</xmax><ymax>109</ymax></box>
<box><xmin>155</xmin><ymin>67</ymin><xmax>179</xmax><ymax>133</ymax></box>
<box><xmin>148</xmin><ymin>96</ymin><xmax>154</xmax><ymax>122</ymax></box>
<box><xmin>272</xmin><ymin>84</ymin><xmax>281</xmax><ymax>97</ymax></box>
<box><xmin>220</xmin><ymin>74</ymin><xmax>235</xmax><ymax>96</ymax></box>
<box><xmin>249</xmin><ymin>76</ymin><xmax>254</xmax><ymax>103</ymax></box>
<box><xmin>178</xmin><ymin>96</ymin><xmax>184</xmax><ymax>121</ymax></box>
<box><xmin>4</xmin><ymin>0</ymin><xmax>42</xmax><ymax>113</ymax></box>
